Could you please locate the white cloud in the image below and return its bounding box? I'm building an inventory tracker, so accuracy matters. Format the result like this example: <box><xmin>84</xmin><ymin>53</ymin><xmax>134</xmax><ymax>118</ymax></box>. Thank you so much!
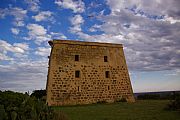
<box><xmin>69</xmin><ymin>14</ymin><xmax>84</xmax><ymax>33</ymax></box>
<box><xmin>11</xmin><ymin>28</ymin><xmax>20</xmax><ymax>35</ymax></box>
<box><xmin>0</xmin><ymin>40</ymin><xmax>30</xmax><ymax>61</ymax></box>
<box><xmin>0</xmin><ymin>8</ymin><xmax>8</xmax><ymax>18</ymax></box>
<box><xmin>13</xmin><ymin>43</ymin><xmax>29</xmax><ymax>51</ymax></box>
<box><xmin>0</xmin><ymin>40</ymin><xmax>48</xmax><ymax>92</ymax></box>
<box><xmin>27</xmin><ymin>24</ymin><xmax>47</xmax><ymax>36</ymax></box>
<box><xmin>89</xmin><ymin>28</ymin><xmax>96</xmax><ymax>32</ymax></box>
<box><xmin>13</xmin><ymin>21</ymin><xmax>25</xmax><ymax>27</ymax></box>
<box><xmin>0</xmin><ymin>59</ymin><xmax>48</xmax><ymax>92</ymax></box>
<box><xmin>50</xmin><ymin>32</ymin><xmax>67</xmax><ymax>39</ymax></box>
<box><xmin>10</xmin><ymin>7</ymin><xmax>27</xmax><ymax>21</ymax></box>
<box><xmin>163</xmin><ymin>16</ymin><xmax>180</xmax><ymax>24</ymax></box>
<box><xmin>24</xmin><ymin>0</ymin><xmax>40</xmax><ymax>12</ymax></box>
<box><xmin>26</xmin><ymin>24</ymin><xmax>51</xmax><ymax>45</ymax></box>
<box><xmin>0</xmin><ymin>40</ymin><xmax>28</xmax><ymax>54</ymax></box>
<box><xmin>55</xmin><ymin>0</ymin><xmax>85</xmax><ymax>13</ymax></box>
<box><xmin>70</xmin><ymin>14</ymin><xmax>84</xmax><ymax>25</ymax></box>
<box><xmin>0</xmin><ymin>53</ymin><xmax>13</xmax><ymax>61</ymax></box>
<box><xmin>89</xmin><ymin>24</ymin><xmax>101</xmax><ymax>32</ymax></box>
<box><xmin>35</xmin><ymin>47</ymin><xmax>51</xmax><ymax>56</ymax></box>
<box><xmin>106</xmin><ymin>0</ymin><xmax>125</xmax><ymax>12</ymax></box>
<box><xmin>69</xmin><ymin>25</ymin><xmax>82</xmax><ymax>33</ymax></box>
<box><xmin>32</xmin><ymin>11</ymin><xmax>53</xmax><ymax>22</ymax></box>
<box><xmin>0</xmin><ymin>7</ymin><xmax>27</xmax><ymax>27</ymax></box>
<box><xmin>107</xmin><ymin>0</ymin><xmax>180</xmax><ymax>21</ymax></box>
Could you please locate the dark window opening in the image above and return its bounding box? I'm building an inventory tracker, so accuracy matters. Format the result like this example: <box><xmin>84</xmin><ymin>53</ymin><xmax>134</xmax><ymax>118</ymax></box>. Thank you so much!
<box><xmin>108</xmin><ymin>86</ymin><xmax>110</xmax><ymax>90</ymax></box>
<box><xmin>78</xmin><ymin>86</ymin><xmax>79</xmax><ymax>91</ymax></box>
<box><xmin>75</xmin><ymin>55</ymin><xmax>79</xmax><ymax>61</ymax></box>
<box><xmin>104</xmin><ymin>56</ymin><xmax>108</xmax><ymax>62</ymax></box>
<box><xmin>75</xmin><ymin>70</ymin><xmax>80</xmax><ymax>78</ymax></box>
<box><xmin>105</xmin><ymin>71</ymin><xmax>110</xmax><ymax>78</ymax></box>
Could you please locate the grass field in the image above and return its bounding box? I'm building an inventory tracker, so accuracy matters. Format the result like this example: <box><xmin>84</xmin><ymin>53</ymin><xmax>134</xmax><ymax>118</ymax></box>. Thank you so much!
<box><xmin>53</xmin><ymin>100</ymin><xmax>180</xmax><ymax>120</ymax></box>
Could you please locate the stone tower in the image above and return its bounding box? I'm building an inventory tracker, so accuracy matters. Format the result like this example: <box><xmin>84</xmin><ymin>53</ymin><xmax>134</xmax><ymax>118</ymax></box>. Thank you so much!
<box><xmin>46</xmin><ymin>40</ymin><xmax>135</xmax><ymax>106</ymax></box>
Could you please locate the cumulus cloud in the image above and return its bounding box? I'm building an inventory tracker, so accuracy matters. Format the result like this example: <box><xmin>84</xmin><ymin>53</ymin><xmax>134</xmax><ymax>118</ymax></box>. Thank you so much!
<box><xmin>27</xmin><ymin>24</ymin><xmax>47</xmax><ymax>35</ymax></box>
<box><xmin>0</xmin><ymin>53</ymin><xmax>13</xmax><ymax>61</ymax></box>
<box><xmin>35</xmin><ymin>47</ymin><xmax>51</xmax><ymax>56</ymax></box>
<box><xmin>0</xmin><ymin>40</ymin><xmax>48</xmax><ymax>93</ymax></box>
<box><xmin>163</xmin><ymin>16</ymin><xmax>180</xmax><ymax>24</ymax></box>
<box><xmin>26</xmin><ymin>24</ymin><xmax>51</xmax><ymax>45</ymax></box>
<box><xmin>13</xmin><ymin>21</ymin><xmax>25</xmax><ymax>27</ymax></box>
<box><xmin>10</xmin><ymin>7</ymin><xmax>27</xmax><ymax>21</ymax></box>
<box><xmin>0</xmin><ymin>40</ymin><xmax>48</xmax><ymax>92</ymax></box>
<box><xmin>13</xmin><ymin>43</ymin><xmax>29</xmax><ymax>51</ymax></box>
<box><xmin>89</xmin><ymin>24</ymin><xmax>101</xmax><ymax>32</ymax></box>
<box><xmin>55</xmin><ymin>0</ymin><xmax>85</xmax><ymax>13</ymax></box>
<box><xmin>107</xmin><ymin>0</ymin><xmax>180</xmax><ymax>23</ymax></box>
<box><xmin>50</xmin><ymin>32</ymin><xmax>67</xmax><ymax>39</ymax></box>
<box><xmin>11</xmin><ymin>28</ymin><xmax>20</xmax><ymax>35</ymax></box>
<box><xmin>0</xmin><ymin>40</ymin><xmax>29</xmax><ymax>61</ymax></box>
<box><xmin>26</xmin><ymin>24</ymin><xmax>67</xmax><ymax>45</ymax></box>
<box><xmin>69</xmin><ymin>14</ymin><xmax>84</xmax><ymax>33</ymax></box>
<box><xmin>70</xmin><ymin>14</ymin><xmax>84</xmax><ymax>25</ymax></box>
<box><xmin>32</xmin><ymin>11</ymin><xmax>54</xmax><ymax>22</ymax></box>
<box><xmin>0</xmin><ymin>40</ymin><xmax>29</xmax><ymax>54</ymax></box>
<box><xmin>0</xmin><ymin>60</ymin><xmax>48</xmax><ymax>92</ymax></box>
<box><xmin>24</xmin><ymin>0</ymin><xmax>40</xmax><ymax>12</ymax></box>
<box><xmin>71</xmin><ymin>1</ymin><xmax>180</xmax><ymax>72</ymax></box>
<box><xmin>0</xmin><ymin>7</ymin><xmax>27</xmax><ymax>26</ymax></box>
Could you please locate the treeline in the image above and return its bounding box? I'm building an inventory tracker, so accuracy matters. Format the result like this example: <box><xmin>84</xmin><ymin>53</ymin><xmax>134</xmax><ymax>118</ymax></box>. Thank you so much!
<box><xmin>136</xmin><ymin>91</ymin><xmax>180</xmax><ymax>100</ymax></box>
<box><xmin>0</xmin><ymin>90</ymin><xmax>68</xmax><ymax>120</ymax></box>
<box><xmin>135</xmin><ymin>91</ymin><xmax>180</xmax><ymax>111</ymax></box>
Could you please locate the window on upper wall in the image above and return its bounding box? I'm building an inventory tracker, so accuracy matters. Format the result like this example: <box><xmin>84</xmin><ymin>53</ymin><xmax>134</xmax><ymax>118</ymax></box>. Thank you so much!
<box><xmin>105</xmin><ymin>71</ymin><xmax>110</xmax><ymax>78</ymax></box>
<box><xmin>75</xmin><ymin>70</ymin><xmax>80</xmax><ymax>78</ymax></box>
<box><xmin>108</xmin><ymin>86</ymin><xmax>110</xmax><ymax>90</ymax></box>
<box><xmin>75</xmin><ymin>55</ymin><xmax>79</xmax><ymax>61</ymax></box>
<box><xmin>104</xmin><ymin>56</ymin><xmax>108</xmax><ymax>62</ymax></box>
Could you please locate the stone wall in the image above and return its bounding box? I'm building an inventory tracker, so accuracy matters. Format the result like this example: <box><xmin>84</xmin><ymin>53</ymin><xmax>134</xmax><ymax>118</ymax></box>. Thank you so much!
<box><xmin>46</xmin><ymin>40</ymin><xmax>135</xmax><ymax>106</ymax></box>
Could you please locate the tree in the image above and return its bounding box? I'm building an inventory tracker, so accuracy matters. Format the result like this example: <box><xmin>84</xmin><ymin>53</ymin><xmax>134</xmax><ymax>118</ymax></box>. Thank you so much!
<box><xmin>30</xmin><ymin>90</ymin><xmax>46</xmax><ymax>99</ymax></box>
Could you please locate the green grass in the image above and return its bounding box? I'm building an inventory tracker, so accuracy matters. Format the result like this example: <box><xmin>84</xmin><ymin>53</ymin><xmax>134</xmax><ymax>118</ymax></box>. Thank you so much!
<box><xmin>53</xmin><ymin>100</ymin><xmax>180</xmax><ymax>120</ymax></box>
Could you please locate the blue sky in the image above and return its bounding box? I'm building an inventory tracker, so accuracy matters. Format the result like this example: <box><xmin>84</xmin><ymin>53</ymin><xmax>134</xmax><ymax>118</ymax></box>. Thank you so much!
<box><xmin>0</xmin><ymin>0</ymin><xmax>180</xmax><ymax>93</ymax></box>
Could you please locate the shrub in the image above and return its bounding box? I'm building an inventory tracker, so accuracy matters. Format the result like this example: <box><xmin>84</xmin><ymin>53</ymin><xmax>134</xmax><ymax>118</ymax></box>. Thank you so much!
<box><xmin>165</xmin><ymin>94</ymin><xmax>180</xmax><ymax>111</ymax></box>
<box><xmin>0</xmin><ymin>105</ymin><xmax>7</xmax><ymax>120</ymax></box>
<box><xmin>30</xmin><ymin>90</ymin><xmax>46</xmax><ymax>100</ymax></box>
<box><xmin>0</xmin><ymin>91</ymin><xmax>27</xmax><ymax>109</ymax></box>
<box><xmin>0</xmin><ymin>91</ymin><xmax>69</xmax><ymax>120</ymax></box>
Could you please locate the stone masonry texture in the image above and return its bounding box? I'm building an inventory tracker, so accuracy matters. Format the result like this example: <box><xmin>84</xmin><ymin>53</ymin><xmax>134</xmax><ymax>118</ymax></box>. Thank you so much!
<box><xmin>46</xmin><ymin>40</ymin><xmax>135</xmax><ymax>106</ymax></box>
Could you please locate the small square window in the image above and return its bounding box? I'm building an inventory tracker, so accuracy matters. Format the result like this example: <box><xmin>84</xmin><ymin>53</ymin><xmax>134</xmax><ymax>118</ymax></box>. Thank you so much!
<box><xmin>105</xmin><ymin>71</ymin><xmax>110</xmax><ymax>78</ymax></box>
<box><xmin>104</xmin><ymin>56</ymin><xmax>108</xmax><ymax>62</ymax></box>
<box><xmin>75</xmin><ymin>55</ymin><xmax>79</xmax><ymax>61</ymax></box>
<box><xmin>75</xmin><ymin>70</ymin><xmax>80</xmax><ymax>78</ymax></box>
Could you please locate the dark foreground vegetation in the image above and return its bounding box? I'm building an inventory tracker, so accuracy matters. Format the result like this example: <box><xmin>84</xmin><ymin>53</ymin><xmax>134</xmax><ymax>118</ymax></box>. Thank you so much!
<box><xmin>0</xmin><ymin>90</ymin><xmax>68</xmax><ymax>120</ymax></box>
<box><xmin>0</xmin><ymin>90</ymin><xmax>180</xmax><ymax>120</ymax></box>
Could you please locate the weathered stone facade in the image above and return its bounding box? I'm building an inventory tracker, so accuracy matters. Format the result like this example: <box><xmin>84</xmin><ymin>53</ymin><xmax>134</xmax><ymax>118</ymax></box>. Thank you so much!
<box><xmin>46</xmin><ymin>40</ymin><xmax>135</xmax><ymax>106</ymax></box>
